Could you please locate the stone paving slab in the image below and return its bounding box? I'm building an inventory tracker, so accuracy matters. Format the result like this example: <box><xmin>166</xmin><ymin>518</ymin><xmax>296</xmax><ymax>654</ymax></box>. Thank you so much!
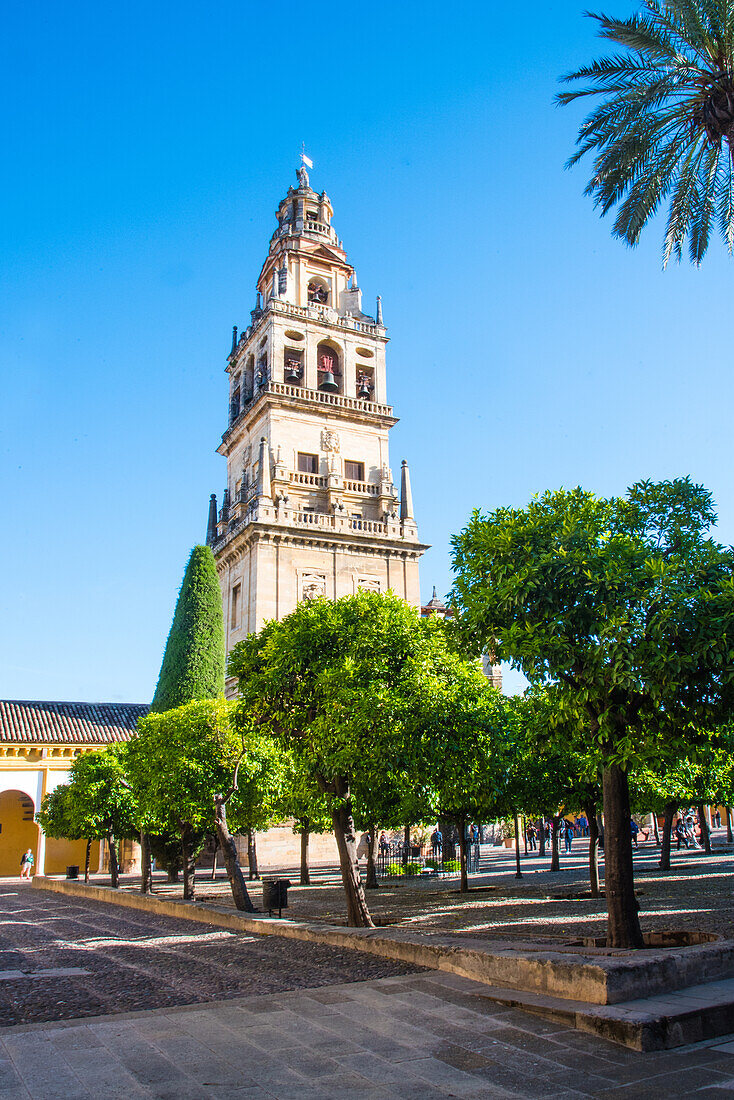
<box><xmin>2</xmin><ymin>972</ymin><xmax>734</xmax><ymax>1098</ymax></box>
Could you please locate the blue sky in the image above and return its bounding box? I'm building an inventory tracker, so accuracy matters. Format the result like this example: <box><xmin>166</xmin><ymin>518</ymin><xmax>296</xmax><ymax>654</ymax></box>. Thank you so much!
<box><xmin>2</xmin><ymin>1</ymin><xmax>732</xmax><ymax>702</ymax></box>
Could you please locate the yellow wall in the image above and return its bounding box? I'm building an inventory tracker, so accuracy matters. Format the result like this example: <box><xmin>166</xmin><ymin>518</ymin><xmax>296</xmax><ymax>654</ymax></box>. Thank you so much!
<box><xmin>0</xmin><ymin>790</ymin><xmax>39</xmax><ymax>876</ymax></box>
<box><xmin>45</xmin><ymin>837</ymin><xmax>101</xmax><ymax>876</ymax></box>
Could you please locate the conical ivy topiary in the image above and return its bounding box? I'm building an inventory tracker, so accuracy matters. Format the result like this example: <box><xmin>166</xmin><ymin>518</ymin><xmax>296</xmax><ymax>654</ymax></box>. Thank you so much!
<box><xmin>151</xmin><ymin>545</ymin><xmax>225</xmax><ymax>712</ymax></box>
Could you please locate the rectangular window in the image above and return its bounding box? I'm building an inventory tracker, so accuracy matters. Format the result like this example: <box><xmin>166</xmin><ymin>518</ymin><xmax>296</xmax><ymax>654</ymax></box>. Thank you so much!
<box><xmin>231</xmin><ymin>584</ymin><xmax>240</xmax><ymax>629</ymax></box>
<box><xmin>298</xmin><ymin>452</ymin><xmax>319</xmax><ymax>474</ymax></box>
<box><xmin>344</xmin><ymin>460</ymin><xmax>365</xmax><ymax>482</ymax></box>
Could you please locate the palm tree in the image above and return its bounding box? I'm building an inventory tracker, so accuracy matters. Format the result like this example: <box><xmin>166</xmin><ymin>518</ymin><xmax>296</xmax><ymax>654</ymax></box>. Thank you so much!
<box><xmin>558</xmin><ymin>1</ymin><xmax>734</xmax><ymax>266</ymax></box>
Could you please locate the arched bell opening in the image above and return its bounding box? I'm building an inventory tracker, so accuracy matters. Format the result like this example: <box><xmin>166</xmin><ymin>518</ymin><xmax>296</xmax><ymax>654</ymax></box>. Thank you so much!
<box><xmin>316</xmin><ymin>341</ymin><xmax>342</xmax><ymax>394</ymax></box>
<box><xmin>356</xmin><ymin>367</ymin><xmax>374</xmax><ymax>400</ymax></box>
<box><xmin>283</xmin><ymin>348</ymin><xmax>304</xmax><ymax>386</ymax></box>
<box><xmin>307</xmin><ymin>278</ymin><xmax>330</xmax><ymax>306</ymax></box>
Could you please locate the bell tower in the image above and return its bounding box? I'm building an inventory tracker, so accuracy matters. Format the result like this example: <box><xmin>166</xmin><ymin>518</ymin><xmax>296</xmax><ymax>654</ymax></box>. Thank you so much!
<box><xmin>208</xmin><ymin>163</ymin><xmax>428</xmax><ymax>667</ymax></box>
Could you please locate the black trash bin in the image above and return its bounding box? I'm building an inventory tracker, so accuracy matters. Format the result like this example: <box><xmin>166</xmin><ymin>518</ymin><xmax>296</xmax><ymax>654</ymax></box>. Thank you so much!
<box><xmin>66</xmin><ymin>865</ymin><xmax>79</xmax><ymax>880</ymax></box>
<box><xmin>262</xmin><ymin>878</ymin><xmax>290</xmax><ymax>916</ymax></box>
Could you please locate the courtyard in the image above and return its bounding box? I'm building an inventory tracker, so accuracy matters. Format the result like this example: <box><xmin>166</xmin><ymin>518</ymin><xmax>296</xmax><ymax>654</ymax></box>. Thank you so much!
<box><xmin>0</xmin><ymin>884</ymin><xmax>733</xmax><ymax>1098</ymax></box>
<box><xmin>94</xmin><ymin>833</ymin><xmax>734</xmax><ymax>942</ymax></box>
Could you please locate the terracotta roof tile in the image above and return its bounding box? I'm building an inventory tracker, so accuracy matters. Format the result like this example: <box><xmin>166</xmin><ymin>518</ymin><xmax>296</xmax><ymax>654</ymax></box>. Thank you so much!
<box><xmin>0</xmin><ymin>701</ymin><xmax>149</xmax><ymax>745</ymax></box>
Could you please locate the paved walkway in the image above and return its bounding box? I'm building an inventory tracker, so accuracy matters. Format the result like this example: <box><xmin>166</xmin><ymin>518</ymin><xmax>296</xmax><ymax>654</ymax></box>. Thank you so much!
<box><xmin>2</xmin><ymin>886</ymin><xmax>734</xmax><ymax>1097</ymax></box>
<box><xmin>3</xmin><ymin>972</ymin><xmax>734</xmax><ymax>1098</ymax></box>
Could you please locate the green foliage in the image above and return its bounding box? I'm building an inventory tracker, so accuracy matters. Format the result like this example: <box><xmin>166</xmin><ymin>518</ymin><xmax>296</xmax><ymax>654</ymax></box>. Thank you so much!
<box><xmin>38</xmin><ymin>748</ymin><xmax>138</xmax><ymax>843</ymax></box>
<box><xmin>151</xmin><ymin>545</ymin><xmax>225</xmax><ymax>712</ymax></box>
<box><xmin>409</xmin><ymin>656</ymin><xmax>511</xmax><ymax>827</ymax></box>
<box><xmin>128</xmin><ymin>698</ymin><xmax>282</xmax><ymax>838</ymax></box>
<box><xmin>37</xmin><ymin>784</ymin><xmax>85</xmax><ymax>840</ymax></box>
<box><xmin>631</xmin><ymin>734</ymin><xmax>734</xmax><ymax>812</ymax></box>
<box><xmin>451</xmin><ymin>478</ymin><xmax>734</xmax><ymax>768</ymax></box>
<box><xmin>228</xmin><ymin>591</ymin><xmax>460</xmax><ymax>809</ymax></box>
<box><xmin>277</xmin><ymin>754</ymin><xmax>332</xmax><ymax>836</ymax></box>
<box><xmin>148</xmin><ymin>833</ymin><xmax>184</xmax><ymax>878</ymax></box>
<box><xmin>558</xmin><ymin>1</ymin><xmax>734</xmax><ymax>265</ymax></box>
<box><xmin>503</xmin><ymin>689</ymin><xmax>600</xmax><ymax>820</ymax></box>
<box><xmin>443</xmin><ymin>859</ymin><xmax>461</xmax><ymax>872</ymax></box>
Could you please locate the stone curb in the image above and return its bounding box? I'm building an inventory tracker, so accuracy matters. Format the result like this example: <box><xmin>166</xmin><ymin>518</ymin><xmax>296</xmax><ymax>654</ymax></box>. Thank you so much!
<box><xmin>31</xmin><ymin>877</ymin><xmax>734</xmax><ymax>1008</ymax></box>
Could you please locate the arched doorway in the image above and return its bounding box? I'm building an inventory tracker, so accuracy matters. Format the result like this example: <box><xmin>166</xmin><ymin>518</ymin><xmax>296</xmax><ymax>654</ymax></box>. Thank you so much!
<box><xmin>0</xmin><ymin>790</ymin><xmax>38</xmax><ymax>876</ymax></box>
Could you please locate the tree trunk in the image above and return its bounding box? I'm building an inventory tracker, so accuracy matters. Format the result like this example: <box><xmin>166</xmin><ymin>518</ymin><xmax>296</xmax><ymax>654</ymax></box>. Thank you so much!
<box><xmin>659</xmin><ymin>802</ymin><xmax>676</xmax><ymax>871</ymax></box>
<box><xmin>585</xmin><ymin>802</ymin><xmax>599</xmax><ymax>898</ymax></box>
<box><xmin>300</xmin><ymin>822</ymin><xmax>310</xmax><ymax>886</ymax></box>
<box><xmin>365</xmin><ymin>824</ymin><xmax>379</xmax><ymax>890</ymax></box>
<box><xmin>167</xmin><ymin>867</ymin><xmax>179</xmax><ymax>883</ymax></box>
<box><xmin>596</xmin><ymin>813</ymin><xmax>605</xmax><ymax>850</ymax></box>
<box><xmin>213</xmin><ymin>794</ymin><xmax>255</xmax><ymax>912</ymax></box>
<box><xmin>140</xmin><ymin>831</ymin><xmax>152</xmax><ymax>895</ymax></box>
<box><xmin>108</xmin><ymin>836</ymin><xmax>119</xmax><ymax>889</ymax></box>
<box><xmin>330</xmin><ymin>799</ymin><xmax>373</xmax><ymax>927</ymax></box>
<box><xmin>181</xmin><ymin>824</ymin><xmax>196</xmax><ymax>901</ymax></box>
<box><xmin>458</xmin><ymin>815</ymin><xmax>469</xmax><ymax>893</ymax></box>
<box><xmin>513</xmin><ymin>809</ymin><xmax>522</xmax><ymax>878</ymax></box>
<box><xmin>402</xmin><ymin>823</ymin><xmax>410</xmax><ymax>868</ymax></box>
<box><xmin>84</xmin><ymin>838</ymin><xmax>92</xmax><ymax>884</ymax></box>
<box><xmin>602</xmin><ymin>764</ymin><xmax>644</xmax><ymax>948</ymax></box>
<box><xmin>726</xmin><ymin>807</ymin><xmax>733</xmax><ymax>844</ymax></box>
<box><xmin>698</xmin><ymin>802</ymin><xmax>711</xmax><ymax>854</ymax></box>
<box><xmin>652</xmin><ymin>812</ymin><xmax>660</xmax><ymax>847</ymax></box>
<box><xmin>550</xmin><ymin>815</ymin><xmax>562</xmax><ymax>872</ymax></box>
<box><xmin>538</xmin><ymin>820</ymin><xmax>546</xmax><ymax>857</ymax></box>
<box><xmin>210</xmin><ymin>837</ymin><xmax>218</xmax><ymax>881</ymax></box>
<box><xmin>246</xmin><ymin>831</ymin><xmax>259</xmax><ymax>880</ymax></box>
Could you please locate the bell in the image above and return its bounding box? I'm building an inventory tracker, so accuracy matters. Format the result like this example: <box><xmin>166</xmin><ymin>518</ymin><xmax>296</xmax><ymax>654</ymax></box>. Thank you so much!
<box><xmin>357</xmin><ymin>379</ymin><xmax>372</xmax><ymax>399</ymax></box>
<box><xmin>285</xmin><ymin>364</ymin><xmax>301</xmax><ymax>383</ymax></box>
<box><xmin>319</xmin><ymin>371</ymin><xmax>339</xmax><ymax>393</ymax></box>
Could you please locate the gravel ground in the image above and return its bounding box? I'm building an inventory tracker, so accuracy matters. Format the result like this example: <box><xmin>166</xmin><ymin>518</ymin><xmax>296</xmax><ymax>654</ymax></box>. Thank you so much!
<box><xmin>0</xmin><ymin>884</ymin><xmax>422</xmax><ymax>1027</ymax></box>
<box><xmin>120</xmin><ymin>834</ymin><xmax>734</xmax><ymax>943</ymax></box>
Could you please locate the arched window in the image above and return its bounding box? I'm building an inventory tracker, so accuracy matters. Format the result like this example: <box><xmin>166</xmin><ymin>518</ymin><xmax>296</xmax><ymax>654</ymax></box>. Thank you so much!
<box><xmin>244</xmin><ymin>356</ymin><xmax>255</xmax><ymax>401</ymax></box>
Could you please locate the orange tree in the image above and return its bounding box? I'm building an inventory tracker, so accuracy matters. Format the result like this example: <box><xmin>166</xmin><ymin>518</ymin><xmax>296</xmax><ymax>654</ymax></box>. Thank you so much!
<box><xmin>228</xmin><ymin>590</ymin><xmax>488</xmax><ymax>927</ymax></box>
<box><xmin>451</xmin><ymin>477</ymin><xmax>734</xmax><ymax>947</ymax></box>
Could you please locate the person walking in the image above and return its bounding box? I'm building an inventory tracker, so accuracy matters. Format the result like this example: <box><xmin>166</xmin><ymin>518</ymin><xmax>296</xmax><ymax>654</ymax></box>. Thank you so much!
<box><xmin>20</xmin><ymin>849</ymin><xmax>34</xmax><ymax>879</ymax></box>
<box><xmin>526</xmin><ymin>823</ymin><xmax>537</xmax><ymax>851</ymax></box>
<box><xmin>630</xmin><ymin>818</ymin><xmax>640</xmax><ymax>848</ymax></box>
<box><xmin>564</xmin><ymin>820</ymin><xmax>573</xmax><ymax>854</ymax></box>
<box><xmin>674</xmin><ymin>819</ymin><xmax>689</xmax><ymax>850</ymax></box>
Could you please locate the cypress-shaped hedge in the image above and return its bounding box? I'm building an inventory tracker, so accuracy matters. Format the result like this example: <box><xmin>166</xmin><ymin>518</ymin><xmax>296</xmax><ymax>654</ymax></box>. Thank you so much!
<box><xmin>151</xmin><ymin>545</ymin><xmax>225</xmax><ymax>712</ymax></box>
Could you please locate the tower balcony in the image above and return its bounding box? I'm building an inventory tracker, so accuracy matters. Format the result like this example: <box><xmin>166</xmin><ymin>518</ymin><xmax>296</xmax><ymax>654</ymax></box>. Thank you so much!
<box><xmin>231</xmin><ymin>299</ymin><xmax>385</xmax><ymax>361</ymax></box>
<box><xmin>220</xmin><ymin>379</ymin><xmax>396</xmax><ymax>452</ymax></box>
<box><xmin>211</xmin><ymin>499</ymin><xmax>424</xmax><ymax>556</ymax></box>
<box><xmin>288</xmin><ymin>471</ymin><xmax>380</xmax><ymax>496</ymax></box>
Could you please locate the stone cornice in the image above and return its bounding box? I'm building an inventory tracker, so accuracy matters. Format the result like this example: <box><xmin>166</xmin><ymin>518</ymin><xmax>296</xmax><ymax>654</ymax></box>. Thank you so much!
<box><xmin>214</xmin><ymin>519</ymin><xmax>430</xmax><ymax>569</ymax></box>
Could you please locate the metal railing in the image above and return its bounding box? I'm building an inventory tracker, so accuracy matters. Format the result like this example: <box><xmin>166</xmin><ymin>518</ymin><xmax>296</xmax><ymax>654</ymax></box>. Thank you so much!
<box><xmin>375</xmin><ymin>842</ymin><xmax>481</xmax><ymax>879</ymax></box>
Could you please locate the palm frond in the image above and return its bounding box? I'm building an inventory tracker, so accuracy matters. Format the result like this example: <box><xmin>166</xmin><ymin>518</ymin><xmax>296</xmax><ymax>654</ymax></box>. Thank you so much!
<box><xmin>587</xmin><ymin>9</ymin><xmax>684</xmax><ymax>61</ymax></box>
<box><xmin>715</xmin><ymin>151</ymin><xmax>734</xmax><ymax>252</ymax></box>
<box><xmin>559</xmin><ymin>0</ymin><xmax>734</xmax><ymax>264</ymax></box>
<box><xmin>688</xmin><ymin>143</ymin><xmax>720</xmax><ymax>262</ymax></box>
<box><xmin>662</xmin><ymin>140</ymin><xmax>709</xmax><ymax>264</ymax></box>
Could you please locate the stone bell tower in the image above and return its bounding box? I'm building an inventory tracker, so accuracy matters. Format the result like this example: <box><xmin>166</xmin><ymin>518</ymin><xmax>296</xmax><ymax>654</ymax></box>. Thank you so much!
<box><xmin>207</xmin><ymin>163</ymin><xmax>429</xmax><ymax>665</ymax></box>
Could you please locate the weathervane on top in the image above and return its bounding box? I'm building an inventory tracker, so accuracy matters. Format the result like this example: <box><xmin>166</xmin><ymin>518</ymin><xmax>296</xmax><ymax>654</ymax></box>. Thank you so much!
<box><xmin>297</xmin><ymin>143</ymin><xmax>313</xmax><ymax>188</ymax></box>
